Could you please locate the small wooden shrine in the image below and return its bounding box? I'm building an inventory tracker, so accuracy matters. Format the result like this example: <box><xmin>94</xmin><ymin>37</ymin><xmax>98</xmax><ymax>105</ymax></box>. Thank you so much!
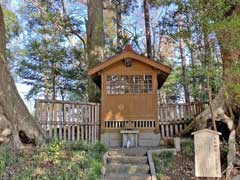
<box><xmin>88</xmin><ymin>45</ymin><xmax>171</xmax><ymax>147</ymax></box>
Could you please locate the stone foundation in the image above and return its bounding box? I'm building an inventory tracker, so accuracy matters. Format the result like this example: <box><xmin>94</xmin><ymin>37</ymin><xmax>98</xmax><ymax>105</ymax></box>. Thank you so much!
<box><xmin>101</xmin><ymin>132</ymin><xmax>160</xmax><ymax>147</ymax></box>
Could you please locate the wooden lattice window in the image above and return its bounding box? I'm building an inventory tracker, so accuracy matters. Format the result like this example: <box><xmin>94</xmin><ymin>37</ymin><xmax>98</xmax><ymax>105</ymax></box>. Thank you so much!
<box><xmin>106</xmin><ymin>75</ymin><xmax>152</xmax><ymax>94</ymax></box>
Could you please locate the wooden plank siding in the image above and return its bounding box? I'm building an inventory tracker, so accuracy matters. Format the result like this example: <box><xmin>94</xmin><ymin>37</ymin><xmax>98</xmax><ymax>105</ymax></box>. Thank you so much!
<box><xmin>101</xmin><ymin>59</ymin><xmax>159</xmax><ymax>132</ymax></box>
<box><xmin>88</xmin><ymin>46</ymin><xmax>172</xmax><ymax>137</ymax></box>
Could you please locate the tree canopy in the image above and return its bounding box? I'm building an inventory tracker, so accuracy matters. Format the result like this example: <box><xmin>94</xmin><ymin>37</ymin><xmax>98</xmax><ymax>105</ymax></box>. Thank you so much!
<box><xmin>0</xmin><ymin>0</ymin><xmax>240</xmax><ymax>177</ymax></box>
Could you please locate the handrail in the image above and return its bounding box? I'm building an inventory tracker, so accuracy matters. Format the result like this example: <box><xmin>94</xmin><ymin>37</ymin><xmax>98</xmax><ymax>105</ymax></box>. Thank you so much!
<box><xmin>158</xmin><ymin>101</ymin><xmax>208</xmax><ymax>137</ymax></box>
<box><xmin>35</xmin><ymin>99</ymin><xmax>101</xmax><ymax>106</ymax></box>
<box><xmin>158</xmin><ymin>101</ymin><xmax>208</xmax><ymax>107</ymax></box>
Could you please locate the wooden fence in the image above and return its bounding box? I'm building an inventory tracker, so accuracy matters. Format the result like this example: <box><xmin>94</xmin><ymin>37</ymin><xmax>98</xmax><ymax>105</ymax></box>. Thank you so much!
<box><xmin>35</xmin><ymin>99</ymin><xmax>100</xmax><ymax>143</ymax></box>
<box><xmin>158</xmin><ymin>102</ymin><xmax>208</xmax><ymax>137</ymax></box>
<box><xmin>35</xmin><ymin>99</ymin><xmax>208</xmax><ymax>141</ymax></box>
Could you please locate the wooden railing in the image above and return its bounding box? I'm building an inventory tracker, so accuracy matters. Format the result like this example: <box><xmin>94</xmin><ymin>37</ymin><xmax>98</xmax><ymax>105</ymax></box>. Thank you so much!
<box><xmin>158</xmin><ymin>102</ymin><xmax>208</xmax><ymax>137</ymax></box>
<box><xmin>35</xmin><ymin>99</ymin><xmax>208</xmax><ymax>141</ymax></box>
<box><xmin>35</xmin><ymin>99</ymin><xmax>100</xmax><ymax>143</ymax></box>
<box><xmin>104</xmin><ymin>120</ymin><xmax>155</xmax><ymax>129</ymax></box>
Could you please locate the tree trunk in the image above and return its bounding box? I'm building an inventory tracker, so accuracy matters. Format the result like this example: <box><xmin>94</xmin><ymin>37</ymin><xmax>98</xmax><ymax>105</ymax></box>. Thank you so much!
<box><xmin>189</xmin><ymin>45</ymin><xmax>197</xmax><ymax>101</ymax></box>
<box><xmin>116</xmin><ymin>1</ymin><xmax>123</xmax><ymax>49</ymax></box>
<box><xmin>180</xmin><ymin>4</ymin><xmax>240</xmax><ymax>177</ymax></box>
<box><xmin>0</xmin><ymin>4</ymin><xmax>5</xmax><ymax>58</ymax></box>
<box><xmin>222</xmin><ymin>47</ymin><xmax>240</xmax><ymax>178</ymax></box>
<box><xmin>178</xmin><ymin>13</ymin><xmax>190</xmax><ymax>103</ymax></box>
<box><xmin>87</xmin><ymin>0</ymin><xmax>104</xmax><ymax>102</ymax></box>
<box><xmin>51</xmin><ymin>61</ymin><xmax>56</xmax><ymax>100</ymax></box>
<box><xmin>143</xmin><ymin>0</ymin><xmax>151</xmax><ymax>58</ymax></box>
<box><xmin>186</xmin><ymin>31</ymin><xmax>197</xmax><ymax>101</ymax></box>
<box><xmin>0</xmin><ymin>4</ymin><xmax>46</xmax><ymax>149</ymax></box>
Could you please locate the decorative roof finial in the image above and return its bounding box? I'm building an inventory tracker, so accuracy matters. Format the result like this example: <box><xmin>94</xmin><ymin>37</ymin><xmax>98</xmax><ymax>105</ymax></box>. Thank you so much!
<box><xmin>124</xmin><ymin>44</ymin><xmax>133</xmax><ymax>52</ymax></box>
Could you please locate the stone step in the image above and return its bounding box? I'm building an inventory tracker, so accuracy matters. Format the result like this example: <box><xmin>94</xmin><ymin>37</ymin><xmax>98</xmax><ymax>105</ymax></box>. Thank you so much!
<box><xmin>104</xmin><ymin>173</ymin><xmax>152</xmax><ymax>180</ymax></box>
<box><xmin>106</xmin><ymin>164</ymin><xmax>150</xmax><ymax>175</ymax></box>
<box><xmin>107</xmin><ymin>155</ymin><xmax>148</xmax><ymax>164</ymax></box>
<box><xmin>108</xmin><ymin>149</ymin><xmax>147</xmax><ymax>156</ymax></box>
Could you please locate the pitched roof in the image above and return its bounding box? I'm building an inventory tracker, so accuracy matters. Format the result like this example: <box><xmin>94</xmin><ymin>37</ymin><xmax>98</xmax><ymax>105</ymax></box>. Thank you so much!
<box><xmin>88</xmin><ymin>50</ymin><xmax>171</xmax><ymax>76</ymax></box>
<box><xmin>191</xmin><ymin>129</ymin><xmax>222</xmax><ymax>135</ymax></box>
<box><xmin>88</xmin><ymin>45</ymin><xmax>172</xmax><ymax>89</ymax></box>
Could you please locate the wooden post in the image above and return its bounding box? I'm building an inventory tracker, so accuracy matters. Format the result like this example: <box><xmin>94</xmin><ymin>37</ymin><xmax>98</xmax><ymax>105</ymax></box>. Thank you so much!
<box><xmin>59</xmin><ymin>106</ymin><xmax>62</xmax><ymax>140</ymax></box>
<box><xmin>77</xmin><ymin>104</ymin><xmax>80</xmax><ymax>141</ymax></box>
<box><xmin>53</xmin><ymin>103</ymin><xmax>57</xmax><ymax>140</ymax></box>
<box><xmin>72</xmin><ymin>104</ymin><xmax>75</xmax><ymax>141</ymax></box>
<box><xmin>67</xmin><ymin>104</ymin><xmax>71</xmax><ymax>141</ymax></box>
<box><xmin>49</xmin><ymin>103</ymin><xmax>53</xmax><ymax>139</ymax></box>
<box><xmin>63</xmin><ymin>103</ymin><xmax>67</xmax><ymax>141</ymax></box>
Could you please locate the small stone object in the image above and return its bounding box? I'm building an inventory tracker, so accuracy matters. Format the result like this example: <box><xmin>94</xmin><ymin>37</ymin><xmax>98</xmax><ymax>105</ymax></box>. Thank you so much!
<box><xmin>0</xmin><ymin>136</ymin><xmax>4</xmax><ymax>143</ymax></box>
<box><xmin>124</xmin><ymin>121</ymin><xmax>134</xmax><ymax>130</ymax></box>
<box><xmin>120</xmin><ymin>130</ymin><xmax>139</xmax><ymax>148</ymax></box>
<box><xmin>0</xmin><ymin>136</ymin><xmax>10</xmax><ymax>144</ymax></box>
<box><xmin>1</xmin><ymin>128</ymin><xmax>11</xmax><ymax>137</ymax></box>
<box><xmin>101</xmin><ymin>166</ymin><xmax>106</xmax><ymax>175</ymax></box>
<box><xmin>174</xmin><ymin>137</ymin><xmax>181</xmax><ymax>152</ymax></box>
<box><xmin>127</xmin><ymin>139</ymin><xmax>131</xmax><ymax>148</ymax></box>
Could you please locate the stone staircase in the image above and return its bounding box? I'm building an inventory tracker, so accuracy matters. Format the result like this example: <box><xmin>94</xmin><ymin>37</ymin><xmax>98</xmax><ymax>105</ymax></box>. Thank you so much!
<box><xmin>104</xmin><ymin>149</ymin><xmax>152</xmax><ymax>180</ymax></box>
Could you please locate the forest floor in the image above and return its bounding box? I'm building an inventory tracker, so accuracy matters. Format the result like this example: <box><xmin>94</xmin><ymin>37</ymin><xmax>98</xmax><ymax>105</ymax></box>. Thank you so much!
<box><xmin>0</xmin><ymin>141</ymin><xmax>106</xmax><ymax>180</ymax></box>
<box><xmin>153</xmin><ymin>141</ymin><xmax>240</xmax><ymax>180</ymax></box>
<box><xmin>1</xmin><ymin>140</ymin><xmax>239</xmax><ymax>180</ymax></box>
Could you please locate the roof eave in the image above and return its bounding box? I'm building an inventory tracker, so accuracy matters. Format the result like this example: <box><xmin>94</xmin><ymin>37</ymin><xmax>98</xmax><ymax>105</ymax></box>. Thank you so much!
<box><xmin>88</xmin><ymin>51</ymin><xmax>172</xmax><ymax>77</ymax></box>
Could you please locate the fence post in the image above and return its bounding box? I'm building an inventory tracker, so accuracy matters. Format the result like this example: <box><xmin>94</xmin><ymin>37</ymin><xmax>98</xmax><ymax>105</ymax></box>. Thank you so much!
<box><xmin>35</xmin><ymin>99</ymin><xmax>101</xmax><ymax>143</ymax></box>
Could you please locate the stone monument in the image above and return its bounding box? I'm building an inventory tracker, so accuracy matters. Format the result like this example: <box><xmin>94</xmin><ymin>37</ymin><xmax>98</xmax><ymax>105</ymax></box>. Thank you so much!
<box><xmin>192</xmin><ymin>129</ymin><xmax>222</xmax><ymax>178</ymax></box>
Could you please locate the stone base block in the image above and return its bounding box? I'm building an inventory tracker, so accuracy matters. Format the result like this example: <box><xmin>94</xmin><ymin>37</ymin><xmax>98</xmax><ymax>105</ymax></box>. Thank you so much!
<box><xmin>101</xmin><ymin>132</ymin><xmax>160</xmax><ymax>147</ymax></box>
<box><xmin>139</xmin><ymin>133</ymin><xmax>160</xmax><ymax>147</ymax></box>
<box><xmin>101</xmin><ymin>133</ymin><xmax>121</xmax><ymax>147</ymax></box>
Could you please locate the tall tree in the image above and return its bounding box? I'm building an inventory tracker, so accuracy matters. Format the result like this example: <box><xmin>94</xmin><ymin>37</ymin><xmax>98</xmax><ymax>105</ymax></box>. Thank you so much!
<box><xmin>13</xmin><ymin>0</ymin><xmax>87</xmax><ymax>101</ymax></box>
<box><xmin>144</xmin><ymin>0</ymin><xmax>151</xmax><ymax>58</ymax></box>
<box><xmin>104</xmin><ymin>0</ymin><xmax>137</xmax><ymax>52</ymax></box>
<box><xmin>0</xmin><ymin>4</ymin><xmax>5</xmax><ymax>57</ymax></box>
<box><xmin>87</xmin><ymin>0</ymin><xmax>104</xmax><ymax>102</ymax></box>
<box><xmin>178</xmin><ymin>13</ymin><xmax>190</xmax><ymax>103</ymax></box>
<box><xmin>87</xmin><ymin>0</ymin><xmax>104</xmax><ymax>67</ymax></box>
<box><xmin>181</xmin><ymin>2</ymin><xmax>240</xmax><ymax>132</ymax></box>
<box><xmin>113</xmin><ymin>0</ymin><xmax>123</xmax><ymax>49</ymax></box>
<box><xmin>0</xmin><ymin>4</ymin><xmax>46</xmax><ymax>148</ymax></box>
<box><xmin>180</xmin><ymin>2</ymin><xmax>240</xmax><ymax>176</ymax></box>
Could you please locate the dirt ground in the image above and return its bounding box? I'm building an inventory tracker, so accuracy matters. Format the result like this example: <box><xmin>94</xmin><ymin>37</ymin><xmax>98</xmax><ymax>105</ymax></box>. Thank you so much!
<box><xmin>160</xmin><ymin>152</ymin><xmax>240</xmax><ymax>180</ymax></box>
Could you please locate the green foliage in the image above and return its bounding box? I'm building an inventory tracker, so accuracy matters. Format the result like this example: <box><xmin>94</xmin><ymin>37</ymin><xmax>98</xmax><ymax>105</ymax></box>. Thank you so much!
<box><xmin>6</xmin><ymin>0</ymin><xmax>239</xmax><ymax>103</ymax></box>
<box><xmin>152</xmin><ymin>151</ymin><xmax>174</xmax><ymax>180</ymax></box>
<box><xmin>0</xmin><ymin>145</ymin><xmax>27</xmax><ymax>179</ymax></box>
<box><xmin>0</xmin><ymin>141</ymin><xmax>106</xmax><ymax>180</ymax></box>
<box><xmin>15</xmin><ymin>37</ymin><xmax>87</xmax><ymax>100</ymax></box>
<box><xmin>3</xmin><ymin>8</ymin><xmax>21</xmax><ymax>42</ymax></box>
<box><xmin>0</xmin><ymin>145</ymin><xmax>13</xmax><ymax>176</ymax></box>
<box><xmin>63</xmin><ymin>140</ymin><xmax>106</xmax><ymax>153</ymax></box>
<box><xmin>224</xmin><ymin>60</ymin><xmax>240</xmax><ymax>102</ymax></box>
<box><xmin>149</xmin><ymin>0</ymin><xmax>225</xmax><ymax>103</ymax></box>
<box><xmin>162</xmin><ymin>66</ymin><xmax>182</xmax><ymax>103</ymax></box>
<box><xmin>10</xmin><ymin>0</ymin><xmax>88</xmax><ymax>101</ymax></box>
<box><xmin>195</xmin><ymin>0</ymin><xmax>240</xmax><ymax>22</ymax></box>
<box><xmin>181</xmin><ymin>141</ymin><xmax>194</xmax><ymax>156</ymax></box>
<box><xmin>190</xmin><ymin>0</ymin><xmax>240</xmax><ymax>51</ymax></box>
